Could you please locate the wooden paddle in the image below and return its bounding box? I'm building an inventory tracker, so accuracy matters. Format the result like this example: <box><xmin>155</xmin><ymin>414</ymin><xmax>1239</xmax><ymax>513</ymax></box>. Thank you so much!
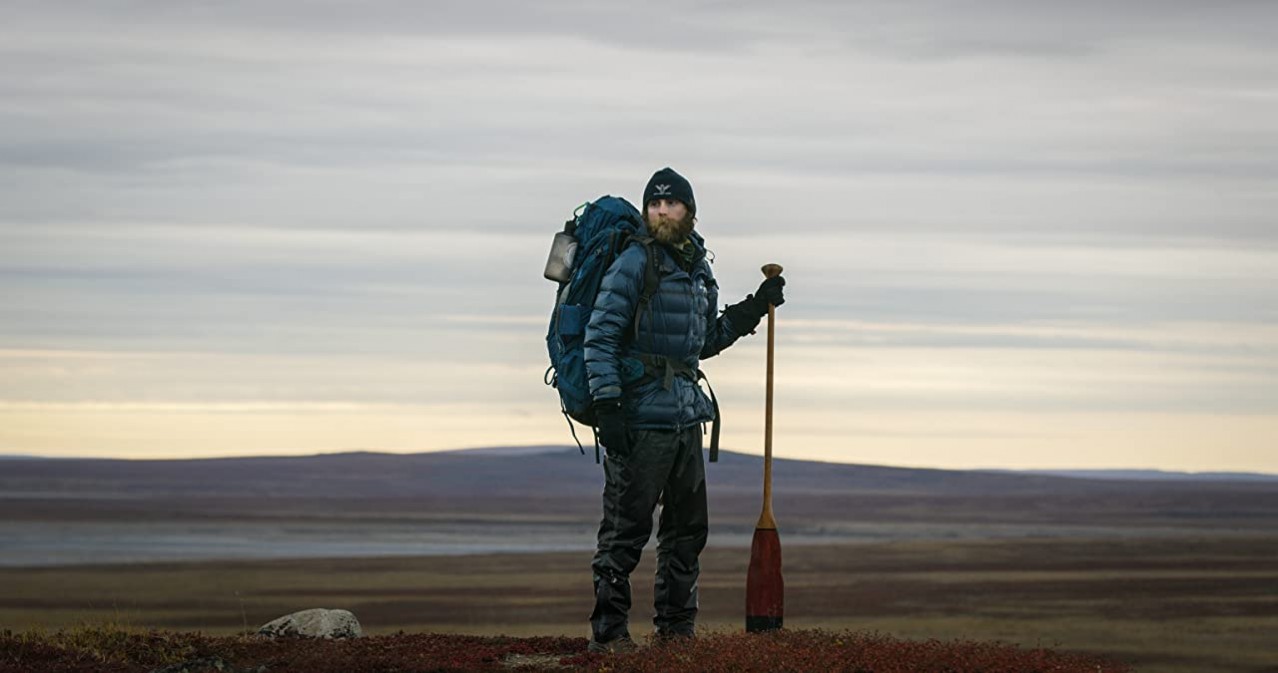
<box><xmin>746</xmin><ymin>263</ymin><xmax>784</xmax><ymax>632</ymax></box>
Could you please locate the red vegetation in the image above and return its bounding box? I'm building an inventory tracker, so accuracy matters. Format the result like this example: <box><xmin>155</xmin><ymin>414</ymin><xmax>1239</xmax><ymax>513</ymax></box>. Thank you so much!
<box><xmin>0</xmin><ymin>628</ymin><xmax>1131</xmax><ymax>673</ymax></box>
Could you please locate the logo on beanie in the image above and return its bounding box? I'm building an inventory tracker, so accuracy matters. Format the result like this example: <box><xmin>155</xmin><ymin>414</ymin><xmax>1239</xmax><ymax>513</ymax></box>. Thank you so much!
<box><xmin>653</xmin><ymin>184</ymin><xmax>672</xmax><ymax>196</ymax></box>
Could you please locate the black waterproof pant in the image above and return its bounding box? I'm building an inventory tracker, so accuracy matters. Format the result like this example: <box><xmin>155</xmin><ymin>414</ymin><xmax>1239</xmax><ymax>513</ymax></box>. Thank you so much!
<box><xmin>589</xmin><ymin>426</ymin><xmax>708</xmax><ymax>642</ymax></box>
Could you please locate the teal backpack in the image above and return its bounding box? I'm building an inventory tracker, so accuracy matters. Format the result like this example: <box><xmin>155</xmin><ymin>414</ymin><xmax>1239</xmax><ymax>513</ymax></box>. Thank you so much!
<box><xmin>543</xmin><ymin>196</ymin><xmax>658</xmax><ymax>460</ymax></box>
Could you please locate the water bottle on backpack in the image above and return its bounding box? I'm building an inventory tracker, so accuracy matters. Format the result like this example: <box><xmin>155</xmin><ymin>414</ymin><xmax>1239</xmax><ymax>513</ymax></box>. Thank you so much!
<box><xmin>543</xmin><ymin>219</ymin><xmax>579</xmax><ymax>283</ymax></box>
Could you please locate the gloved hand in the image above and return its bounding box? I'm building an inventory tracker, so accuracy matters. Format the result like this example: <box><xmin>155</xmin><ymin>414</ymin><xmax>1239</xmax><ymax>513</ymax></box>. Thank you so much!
<box><xmin>722</xmin><ymin>275</ymin><xmax>786</xmax><ymax>335</ymax></box>
<box><xmin>593</xmin><ymin>398</ymin><xmax>629</xmax><ymax>458</ymax></box>
<box><xmin>754</xmin><ymin>275</ymin><xmax>785</xmax><ymax>310</ymax></box>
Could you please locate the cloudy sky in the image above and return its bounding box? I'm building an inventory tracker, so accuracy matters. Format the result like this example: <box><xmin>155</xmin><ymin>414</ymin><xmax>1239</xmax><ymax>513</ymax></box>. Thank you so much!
<box><xmin>3</xmin><ymin>1</ymin><xmax>1276</xmax><ymax>471</ymax></box>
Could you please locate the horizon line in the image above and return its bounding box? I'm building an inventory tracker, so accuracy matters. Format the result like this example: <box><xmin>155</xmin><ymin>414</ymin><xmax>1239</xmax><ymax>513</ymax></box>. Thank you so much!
<box><xmin>3</xmin><ymin>445</ymin><xmax>1277</xmax><ymax>479</ymax></box>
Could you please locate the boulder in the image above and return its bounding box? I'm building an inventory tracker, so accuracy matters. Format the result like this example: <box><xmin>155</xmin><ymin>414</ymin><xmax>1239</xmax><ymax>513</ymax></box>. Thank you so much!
<box><xmin>257</xmin><ymin>608</ymin><xmax>362</xmax><ymax>639</ymax></box>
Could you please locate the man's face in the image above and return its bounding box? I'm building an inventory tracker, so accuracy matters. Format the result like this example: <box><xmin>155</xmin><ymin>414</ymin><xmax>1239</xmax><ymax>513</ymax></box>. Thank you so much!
<box><xmin>645</xmin><ymin>198</ymin><xmax>695</xmax><ymax>244</ymax></box>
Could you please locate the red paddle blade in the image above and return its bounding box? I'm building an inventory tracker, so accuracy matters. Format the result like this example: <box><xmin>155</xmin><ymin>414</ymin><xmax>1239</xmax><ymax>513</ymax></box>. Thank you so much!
<box><xmin>745</xmin><ymin>527</ymin><xmax>784</xmax><ymax>631</ymax></box>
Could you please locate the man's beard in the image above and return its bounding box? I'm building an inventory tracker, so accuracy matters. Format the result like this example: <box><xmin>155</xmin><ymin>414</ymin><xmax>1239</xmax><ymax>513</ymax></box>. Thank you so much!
<box><xmin>646</xmin><ymin>212</ymin><xmax>696</xmax><ymax>245</ymax></box>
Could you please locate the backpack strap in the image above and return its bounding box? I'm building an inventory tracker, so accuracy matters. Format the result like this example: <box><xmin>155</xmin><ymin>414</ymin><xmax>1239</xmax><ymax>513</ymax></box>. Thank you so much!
<box><xmin>547</xmin><ymin>365</ymin><xmax>589</xmax><ymax>458</ymax></box>
<box><xmin>633</xmin><ymin>352</ymin><xmax>696</xmax><ymax>391</ymax></box>
<box><xmin>698</xmin><ymin>369</ymin><xmax>720</xmax><ymax>463</ymax></box>
<box><xmin>629</xmin><ymin>236</ymin><xmax>660</xmax><ymax>343</ymax></box>
<box><xmin>632</xmin><ymin>353</ymin><xmax>721</xmax><ymax>464</ymax></box>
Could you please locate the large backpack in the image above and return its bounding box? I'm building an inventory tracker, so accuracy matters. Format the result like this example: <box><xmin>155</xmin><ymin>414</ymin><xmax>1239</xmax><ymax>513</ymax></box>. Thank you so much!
<box><xmin>544</xmin><ymin>196</ymin><xmax>660</xmax><ymax>459</ymax></box>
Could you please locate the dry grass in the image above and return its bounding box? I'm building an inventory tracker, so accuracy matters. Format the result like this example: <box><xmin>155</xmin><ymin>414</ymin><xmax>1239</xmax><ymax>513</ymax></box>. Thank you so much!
<box><xmin>1</xmin><ymin>626</ymin><xmax>1131</xmax><ymax>673</ymax></box>
<box><xmin>2</xmin><ymin>618</ymin><xmax>211</xmax><ymax>671</ymax></box>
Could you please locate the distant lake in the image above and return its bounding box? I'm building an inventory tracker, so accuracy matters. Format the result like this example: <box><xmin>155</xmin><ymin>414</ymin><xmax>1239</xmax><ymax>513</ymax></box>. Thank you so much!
<box><xmin>0</xmin><ymin>519</ymin><xmax>1206</xmax><ymax>567</ymax></box>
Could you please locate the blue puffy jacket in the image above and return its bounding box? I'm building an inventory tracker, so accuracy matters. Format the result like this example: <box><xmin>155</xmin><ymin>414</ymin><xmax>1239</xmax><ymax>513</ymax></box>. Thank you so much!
<box><xmin>584</xmin><ymin>227</ymin><xmax>748</xmax><ymax>430</ymax></box>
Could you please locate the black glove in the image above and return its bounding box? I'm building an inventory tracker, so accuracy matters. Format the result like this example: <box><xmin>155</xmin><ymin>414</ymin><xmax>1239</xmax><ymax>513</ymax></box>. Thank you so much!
<box><xmin>754</xmin><ymin>275</ymin><xmax>786</xmax><ymax>310</ymax></box>
<box><xmin>593</xmin><ymin>398</ymin><xmax>629</xmax><ymax>458</ymax></box>
<box><xmin>722</xmin><ymin>275</ymin><xmax>786</xmax><ymax>335</ymax></box>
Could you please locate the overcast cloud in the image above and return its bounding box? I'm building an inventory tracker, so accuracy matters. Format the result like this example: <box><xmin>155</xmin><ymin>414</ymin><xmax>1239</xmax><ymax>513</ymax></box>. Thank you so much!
<box><xmin>2</xmin><ymin>1</ymin><xmax>1275</xmax><ymax>470</ymax></box>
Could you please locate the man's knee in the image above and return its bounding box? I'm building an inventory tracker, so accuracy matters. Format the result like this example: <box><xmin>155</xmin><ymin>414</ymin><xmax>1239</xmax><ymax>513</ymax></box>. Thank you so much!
<box><xmin>593</xmin><ymin>541</ymin><xmax>645</xmax><ymax>577</ymax></box>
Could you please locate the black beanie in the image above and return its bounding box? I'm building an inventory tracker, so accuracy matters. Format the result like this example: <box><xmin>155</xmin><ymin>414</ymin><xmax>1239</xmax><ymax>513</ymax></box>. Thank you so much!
<box><xmin>642</xmin><ymin>167</ymin><xmax>696</xmax><ymax>216</ymax></box>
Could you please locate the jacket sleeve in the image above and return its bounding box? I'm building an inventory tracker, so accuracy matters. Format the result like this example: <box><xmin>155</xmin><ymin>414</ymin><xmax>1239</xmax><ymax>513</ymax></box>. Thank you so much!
<box><xmin>585</xmin><ymin>245</ymin><xmax>646</xmax><ymax>401</ymax></box>
<box><xmin>699</xmin><ymin>271</ymin><xmax>748</xmax><ymax>360</ymax></box>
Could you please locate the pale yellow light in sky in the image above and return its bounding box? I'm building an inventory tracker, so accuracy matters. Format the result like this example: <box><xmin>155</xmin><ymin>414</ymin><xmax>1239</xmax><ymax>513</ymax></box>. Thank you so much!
<box><xmin>2</xmin><ymin>312</ymin><xmax>1274</xmax><ymax>473</ymax></box>
<box><xmin>0</xmin><ymin>401</ymin><xmax>546</xmax><ymax>460</ymax></box>
<box><xmin>3</xmin><ymin>401</ymin><xmax>1274</xmax><ymax>473</ymax></box>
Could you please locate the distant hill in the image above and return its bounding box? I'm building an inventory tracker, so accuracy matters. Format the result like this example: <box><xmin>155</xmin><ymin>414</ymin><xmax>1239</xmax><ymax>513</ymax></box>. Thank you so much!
<box><xmin>0</xmin><ymin>446</ymin><xmax>1121</xmax><ymax>500</ymax></box>
<box><xmin>4</xmin><ymin>446</ymin><xmax>1278</xmax><ymax>533</ymax></box>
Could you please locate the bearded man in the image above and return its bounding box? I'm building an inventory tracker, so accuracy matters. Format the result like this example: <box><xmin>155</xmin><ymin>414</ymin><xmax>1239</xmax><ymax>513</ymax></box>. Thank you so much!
<box><xmin>583</xmin><ymin>167</ymin><xmax>786</xmax><ymax>651</ymax></box>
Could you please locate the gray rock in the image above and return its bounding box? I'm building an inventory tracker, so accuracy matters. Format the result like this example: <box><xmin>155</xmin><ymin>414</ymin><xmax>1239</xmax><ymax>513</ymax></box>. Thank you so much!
<box><xmin>256</xmin><ymin>608</ymin><xmax>362</xmax><ymax>639</ymax></box>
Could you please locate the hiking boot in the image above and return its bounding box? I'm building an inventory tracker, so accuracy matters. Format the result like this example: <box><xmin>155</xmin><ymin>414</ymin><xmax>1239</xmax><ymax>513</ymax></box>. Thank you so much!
<box><xmin>588</xmin><ymin>634</ymin><xmax>639</xmax><ymax>654</ymax></box>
